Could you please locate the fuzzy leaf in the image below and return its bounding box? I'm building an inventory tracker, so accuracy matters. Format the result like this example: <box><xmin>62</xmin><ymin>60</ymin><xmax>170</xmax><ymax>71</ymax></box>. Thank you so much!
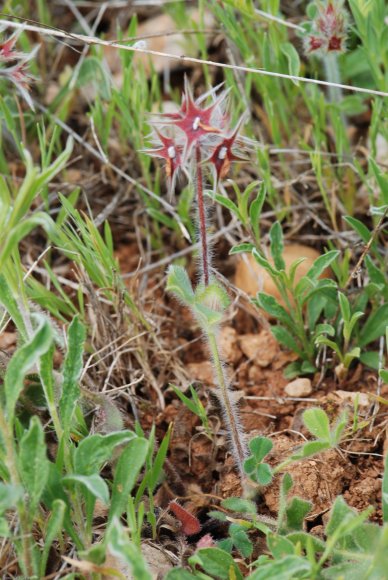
<box><xmin>285</xmin><ymin>497</ymin><xmax>312</xmax><ymax>531</ymax></box>
<box><xmin>59</xmin><ymin>315</ymin><xmax>86</xmax><ymax>432</ymax></box>
<box><xmin>0</xmin><ymin>483</ymin><xmax>23</xmax><ymax>515</ymax></box>
<box><xmin>248</xmin><ymin>555</ymin><xmax>311</xmax><ymax>579</ymax></box>
<box><xmin>255</xmin><ymin>293</ymin><xmax>294</xmax><ymax>328</ymax></box>
<box><xmin>303</xmin><ymin>408</ymin><xmax>331</xmax><ymax>440</ymax></box>
<box><xmin>19</xmin><ymin>416</ymin><xmax>49</xmax><ymax>516</ymax></box>
<box><xmin>109</xmin><ymin>437</ymin><xmax>148</xmax><ymax>520</ymax></box>
<box><xmin>267</xmin><ymin>533</ymin><xmax>295</xmax><ymax>559</ymax></box>
<box><xmin>280</xmin><ymin>42</ymin><xmax>301</xmax><ymax>85</ymax></box>
<box><xmin>63</xmin><ymin>474</ymin><xmax>109</xmax><ymax>505</ymax></box>
<box><xmin>359</xmin><ymin>303</ymin><xmax>388</xmax><ymax>347</ymax></box>
<box><xmin>306</xmin><ymin>250</ymin><xmax>339</xmax><ymax>281</ymax></box>
<box><xmin>166</xmin><ymin>265</ymin><xmax>194</xmax><ymax>305</ymax></box>
<box><xmin>222</xmin><ymin>497</ymin><xmax>257</xmax><ymax>514</ymax></box>
<box><xmin>189</xmin><ymin>547</ymin><xmax>243</xmax><ymax>580</ymax></box>
<box><xmin>229</xmin><ymin>242</ymin><xmax>255</xmax><ymax>255</ymax></box>
<box><xmin>40</xmin><ymin>500</ymin><xmax>66</xmax><ymax>577</ymax></box>
<box><xmin>248</xmin><ymin>436</ymin><xmax>273</xmax><ymax>462</ymax></box>
<box><xmin>269</xmin><ymin>222</ymin><xmax>285</xmax><ymax>270</ymax></box>
<box><xmin>5</xmin><ymin>316</ymin><xmax>52</xmax><ymax>422</ymax></box>
<box><xmin>292</xmin><ymin>441</ymin><xmax>330</xmax><ymax>460</ymax></box>
<box><xmin>74</xmin><ymin>431</ymin><xmax>136</xmax><ymax>475</ymax></box>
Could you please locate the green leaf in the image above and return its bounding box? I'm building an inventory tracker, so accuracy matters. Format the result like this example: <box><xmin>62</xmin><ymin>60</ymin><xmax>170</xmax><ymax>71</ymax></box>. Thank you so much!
<box><xmin>252</xmin><ymin>249</ymin><xmax>279</xmax><ymax>277</ymax></box>
<box><xmin>249</xmin><ymin>184</ymin><xmax>266</xmax><ymax>242</ymax></box>
<box><xmin>370</xmin><ymin>157</ymin><xmax>388</xmax><ymax>205</ymax></box>
<box><xmin>255</xmin><ymin>463</ymin><xmax>273</xmax><ymax>486</ymax></box>
<box><xmin>230</xmin><ymin>524</ymin><xmax>253</xmax><ymax>557</ymax></box>
<box><xmin>59</xmin><ymin>315</ymin><xmax>86</xmax><ymax>432</ymax></box>
<box><xmin>248</xmin><ymin>436</ymin><xmax>273</xmax><ymax>462</ymax></box>
<box><xmin>271</xmin><ymin>326</ymin><xmax>302</xmax><ymax>355</ymax></box>
<box><xmin>222</xmin><ymin>497</ymin><xmax>257</xmax><ymax>514</ymax></box>
<box><xmin>229</xmin><ymin>242</ymin><xmax>255</xmax><ymax>255</ymax></box>
<box><xmin>292</xmin><ymin>441</ymin><xmax>330</xmax><ymax>460</ymax></box>
<box><xmin>303</xmin><ymin>408</ymin><xmax>331</xmax><ymax>440</ymax></box>
<box><xmin>255</xmin><ymin>293</ymin><xmax>294</xmax><ymax>328</ymax></box>
<box><xmin>214</xmin><ymin>194</ymin><xmax>244</xmax><ymax>222</ymax></box>
<box><xmin>0</xmin><ymin>483</ymin><xmax>23</xmax><ymax>515</ymax></box>
<box><xmin>285</xmin><ymin>497</ymin><xmax>312</xmax><ymax>531</ymax></box>
<box><xmin>359</xmin><ymin>303</ymin><xmax>388</xmax><ymax>347</ymax></box>
<box><xmin>5</xmin><ymin>316</ymin><xmax>52</xmax><ymax>422</ymax></box>
<box><xmin>189</xmin><ymin>547</ymin><xmax>243</xmax><ymax>580</ymax></box>
<box><xmin>74</xmin><ymin>431</ymin><xmax>136</xmax><ymax>475</ymax></box>
<box><xmin>269</xmin><ymin>222</ymin><xmax>285</xmax><ymax>270</ymax></box>
<box><xmin>248</xmin><ymin>555</ymin><xmax>311</xmax><ymax>579</ymax></box>
<box><xmin>267</xmin><ymin>533</ymin><xmax>295</xmax><ymax>559</ymax></box>
<box><xmin>343</xmin><ymin>216</ymin><xmax>371</xmax><ymax>244</ymax></box>
<box><xmin>77</xmin><ymin>56</ymin><xmax>111</xmax><ymax>99</ymax></box>
<box><xmin>361</xmin><ymin>351</ymin><xmax>381</xmax><ymax>370</ymax></box>
<box><xmin>0</xmin><ymin>275</ymin><xmax>28</xmax><ymax>340</ymax></box>
<box><xmin>306</xmin><ymin>250</ymin><xmax>339</xmax><ymax>281</ymax></box>
<box><xmin>280</xmin><ymin>42</ymin><xmax>301</xmax><ymax>85</ymax></box>
<box><xmin>40</xmin><ymin>499</ymin><xmax>66</xmax><ymax>577</ymax></box>
<box><xmin>108</xmin><ymin>517</ymin><xmax>152</xmax><ymax>580</ymax></box>
<box><xmin>166</xmin><ymin>265</ymin><xmax>194</xmax><ymax>305</ymax></box>
<box><xmin>165</xmin><ymin>570</ymin><xmax>197</xmax><ymax>580</ymax></box>
<box><xmin>325</xmin><ymin>496</ymin><xmax>357</xmax><ymax>538</ymax></box>
<box><xmin>338</xmin><ymin>292</ymin><xmax>351</xmax><ymax>323</ymax></box>
<box><xmin>63</xmin><ymin>474</ymin><xmax>109</xmax><ymax>505</ymax></box>
<box><xmin>147</xmin><ymin>208</ymin><xmax>178</xmax><ymax>230</ymax></box>
<box><xmin>1</xmin><ymin>213</ymin><xmax>56</xmax><ymax>269</ymax></box>
<box><xmin>19</xmin><ymin>416</ymin><xmax>49</xmax><ymax>516</ymax></box>
<box><xmin>109</xmin><ymin>437</ymin><xmax>149</xmax><ymax>520</ymax></box>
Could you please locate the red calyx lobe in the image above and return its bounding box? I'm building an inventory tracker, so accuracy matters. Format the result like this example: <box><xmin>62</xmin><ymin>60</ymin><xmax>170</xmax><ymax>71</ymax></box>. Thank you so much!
<box><xmin>169</xmin><ymin>500</ymin><xmax>201</xmax><ymax>536</ymax></box>
<box><xmin>207</xmin><ymin>116</ymin><xmax>247</xmax><ymax>183</ymax></box>
<box><xmin>147</xmin><ymin>128</ymin><xmax>183</xmax><ymax>182</ymax></box>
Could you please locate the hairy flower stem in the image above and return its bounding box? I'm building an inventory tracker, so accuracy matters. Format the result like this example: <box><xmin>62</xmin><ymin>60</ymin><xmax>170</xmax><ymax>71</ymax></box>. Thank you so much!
<box><xmin>324</xmin><ymin>53</ymin><xmax>347</xmax><ymax>129</ymax></box>
<box><xmin>195</xmin><ymin>144</ymin><xmax>210</xmax><ymax>286</ymax></box>
<box><xmin>207</xmin><ymin>330</ymin><xmax>247</xmax><ymax>479</ymax></box>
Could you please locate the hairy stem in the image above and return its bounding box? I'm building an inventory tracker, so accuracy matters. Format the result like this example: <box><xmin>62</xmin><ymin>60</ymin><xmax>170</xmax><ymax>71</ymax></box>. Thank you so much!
<box><xmin>195</xmin><ymin>144</ymin><xmax>210</xmax><ymax>286</ymax></box>
<box><xmin>324</xmin><ymin>52</ymin><xmax>347</xmax><ymax>129</ymax></box>
<box><xmin>207</xmin><ymin>330</ymin><xmax>247</xmax><ymax>479</ymax></box>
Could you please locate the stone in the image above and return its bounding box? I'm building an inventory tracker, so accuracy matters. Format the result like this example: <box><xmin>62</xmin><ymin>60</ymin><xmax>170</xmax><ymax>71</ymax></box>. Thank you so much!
<box><xmin>218</xmin><ymin>326</ymin><xmax>241</xmax><ymax>364</ymax></box>
<box><xmin>186</xmin><ymin>361</ymin><xmax>214</xmax><ymax>385</ymax></box>
<box><xmin>238</xmin><ymin>330</ymin><xmax>278</xmax><ymax>367</ymax></box>
<box><xmin>284</xmin><ymin>378</ymin><xmax>312</xmax><ymax>397</ymax></box>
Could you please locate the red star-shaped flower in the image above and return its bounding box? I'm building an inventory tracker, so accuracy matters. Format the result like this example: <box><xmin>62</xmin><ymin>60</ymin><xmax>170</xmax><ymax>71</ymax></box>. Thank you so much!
<box><xmin>206</xmin><ymin>115</ymin><xmax>248</xmax><ymax>186</ymax></box>
<box><xmin>142</xmin><ymin>128</ymin><xmax>185</xmax><ymax>196</ymax></box>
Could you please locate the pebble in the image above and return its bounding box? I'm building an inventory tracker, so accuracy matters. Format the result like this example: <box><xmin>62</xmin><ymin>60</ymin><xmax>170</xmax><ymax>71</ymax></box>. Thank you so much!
<box><xmin>238</xmin><ymin>331</ymin><xmax>278</xmax><ymax>367</ymax></box>
<box><xmin>284</xmin><ymin>378</ymin><xmax>312</xmax><ymax>397</ymax></box>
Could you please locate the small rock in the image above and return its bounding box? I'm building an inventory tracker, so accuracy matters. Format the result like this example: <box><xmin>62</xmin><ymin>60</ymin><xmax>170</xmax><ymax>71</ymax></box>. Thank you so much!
<box><xmin>284</xmin><ymin>378</ymin><xmax>312</xmax><ymax>397</ymax></box>
<box><xmin>218</xmin><ymin>326</ymin><xmax>241</xmax><ymax>364</ymax></box>
<box><xmin>238</xmin><ymin>330</ymin><xmax>278</xmax><ymax>367</ymax></box>
<box><xmin>186</xmin><ymin>361</ymin><xmax>214</xmax><ymax>385</ymax></box>
<box><xmin>335</xmin><ymin>390</ymin><xmax>369</xmax><ymax>407</ymax></box>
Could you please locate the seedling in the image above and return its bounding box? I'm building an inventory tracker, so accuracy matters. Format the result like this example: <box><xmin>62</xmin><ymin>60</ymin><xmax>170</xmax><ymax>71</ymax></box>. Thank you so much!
<box><xmin>315</xmin><ymin>291</ymin><xmax>363</xmax><ymax>379</ymax></box>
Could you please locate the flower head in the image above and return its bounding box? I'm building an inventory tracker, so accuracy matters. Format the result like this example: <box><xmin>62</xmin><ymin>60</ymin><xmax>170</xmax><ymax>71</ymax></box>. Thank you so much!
<box><xmin>304</xmin><ymin>1</ymin><xmax>349</xmax><ymax>56</ymax></box>
<box><xmin>0</xmin><ymin>29</ymin><xmax>38</xmax><ymax>109</ymax></box>
<box><xmin>143</xmin><ymin>78</ymin><xmax>249</xmax><ymax>195</ymax></box>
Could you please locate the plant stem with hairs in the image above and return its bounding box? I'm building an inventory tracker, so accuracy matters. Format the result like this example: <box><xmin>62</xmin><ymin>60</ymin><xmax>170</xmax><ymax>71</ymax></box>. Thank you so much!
<box><xmin>195</xmin><ymin>143</ymin><xmax>210</xmax><ymax>286</ymax></box>
<box><xmin>145</xmin><ymin>80</ymin><xmax>251</xmax><ymax>481</ymax></box>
